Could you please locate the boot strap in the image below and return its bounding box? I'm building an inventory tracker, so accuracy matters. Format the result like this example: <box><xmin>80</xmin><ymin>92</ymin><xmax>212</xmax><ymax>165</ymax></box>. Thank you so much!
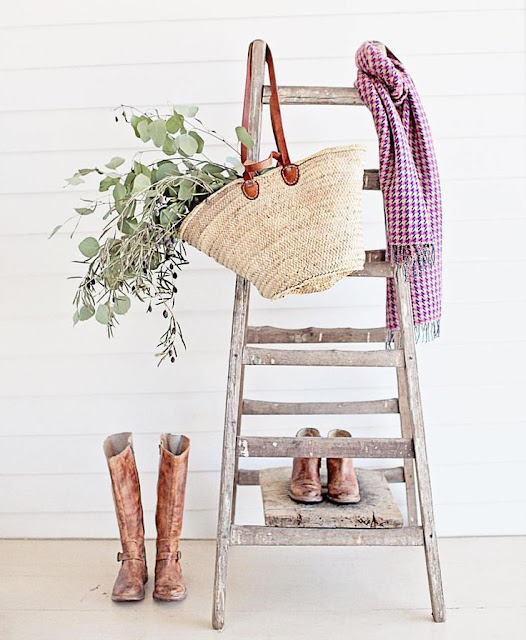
<box><xmin>156</xmin><ymin>550</ymin><xmax>181</xmax><ymax>562</ymax></box>
<box><xmin>117</xmin><ymin>551</ymin><xmax>144</xmax><ymax>562</ymax></box>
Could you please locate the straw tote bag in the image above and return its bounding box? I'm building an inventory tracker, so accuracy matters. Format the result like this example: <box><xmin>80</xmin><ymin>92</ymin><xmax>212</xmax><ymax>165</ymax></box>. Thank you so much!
<box><xmin>179</xmin><ymin>43</ymin><xmax>365</xmax><ymax>300</ymax></box>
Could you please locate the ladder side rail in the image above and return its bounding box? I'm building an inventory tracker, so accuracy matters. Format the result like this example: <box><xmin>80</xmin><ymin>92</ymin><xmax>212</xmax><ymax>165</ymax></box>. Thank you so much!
<box><xmin>212</xmin><ymin>39</ymin><xmax>266</xmax><ymax>631</ymax></box>
<box><xmin>395</xmin><ymin>270</ymin><xmax>446</xmax><ymax>622</ymax></box>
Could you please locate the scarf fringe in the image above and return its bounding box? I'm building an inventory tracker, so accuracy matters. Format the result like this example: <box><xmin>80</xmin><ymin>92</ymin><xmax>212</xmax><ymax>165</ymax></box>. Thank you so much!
<box><xmin>389</xmin><ymin>244</ymin><xmax>435</xmax><ymax>275</ymax></box>
<box><xmin>386</xmin><ymin>319</ymin><xmax>441</xmax><ymax>348</ymax></box>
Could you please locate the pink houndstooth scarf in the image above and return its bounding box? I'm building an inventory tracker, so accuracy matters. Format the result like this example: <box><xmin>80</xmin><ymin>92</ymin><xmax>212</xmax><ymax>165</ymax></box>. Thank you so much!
<box><xmin>355</xmin><ymin>41</ymin><xmax>442</xmax><ymax>342</ymax></box>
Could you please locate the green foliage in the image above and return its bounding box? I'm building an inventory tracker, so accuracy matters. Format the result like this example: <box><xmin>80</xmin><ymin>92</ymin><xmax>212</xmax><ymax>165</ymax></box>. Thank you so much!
<box><xmin>235</xmin><ymin>126</ymin><xmax>254</xmax><ymax>148</ymax></box>
<box><xmin>59</xmin><ymin>104</ymin><xmax>247</xmax><ymax>364</ymax></box>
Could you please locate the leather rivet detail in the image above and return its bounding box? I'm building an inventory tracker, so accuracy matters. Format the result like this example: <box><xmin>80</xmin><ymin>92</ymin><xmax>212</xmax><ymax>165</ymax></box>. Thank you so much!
<box><xmin>281</xmin><ymin>164</ymin><xmax>299</xmax><ymax>186</ymax></box>
<box><xmin>241</xmin><ymin>179</ymin><xmax>259</xmax><ymax>200</ymax></box>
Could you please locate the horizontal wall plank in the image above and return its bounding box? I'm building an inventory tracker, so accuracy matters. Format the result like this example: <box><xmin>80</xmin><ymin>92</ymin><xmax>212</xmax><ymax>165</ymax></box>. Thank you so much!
<box><xmin>1</xmin><ymin>11</ymin><xmax>522</xmax><ymax>71</ymax></box>
<box><xmin>3</xmin><ymin>2</ymin><xmax>523</xmax><ymax>28</ymax></box>
<box><xmin>3</xmin><ymin>461</ymin><xmax>525</xmax><ymax>515</ymax></box>
<box><xmin>0</xmin><ymin>342</ymin><xmax>523</xmax><ymax>397</ymax></box>
<box><xmin>0</xmin><ymin>53</ymin><xmax>522</xmax><ymax>112</ymax></box>
<box><xmin>1</xmin><ymin>177</ymin><xmax>523</xmax><ymax>238</ymax></box>
<box><xmin>1</xmin><ymin>499</ymin><xmax>525</xmax><ymax>538</ymax></box>
<box><xmin>1</xmin><ymin>95</ymin><xmax>523</xmax><ymax>155</ymax></box>
<box><xmin>1</xmin><ymin>136</ymin><xmax>523</xmax><ymax>195</ymax></box>
<box><xmin>1</xmin><ymin>2</ymin><xmax>524</xmax><ymax>540</ymax></box>
<box><xmin>0</xmin><ymin>384</ymin><xmax>522</xmax><ymax>437</ymax></box>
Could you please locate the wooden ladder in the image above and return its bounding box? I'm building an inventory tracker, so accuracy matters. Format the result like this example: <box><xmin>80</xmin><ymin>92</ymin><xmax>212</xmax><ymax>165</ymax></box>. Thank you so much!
<box><xmin>212</xmin><ymin>39</ymin><xmax>445</xmax><ymax>629</ymax></box>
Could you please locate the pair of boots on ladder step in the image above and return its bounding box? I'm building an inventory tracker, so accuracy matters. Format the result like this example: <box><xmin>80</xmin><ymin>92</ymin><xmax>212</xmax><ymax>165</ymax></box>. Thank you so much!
<box><xmin>103</xmin><ymin>432</ymin><xmax>189</xmax><ymax>602</ymax></box>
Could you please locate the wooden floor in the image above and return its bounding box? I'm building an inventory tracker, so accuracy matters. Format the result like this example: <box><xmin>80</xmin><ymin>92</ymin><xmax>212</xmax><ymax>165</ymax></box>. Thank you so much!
<box><xmin>1</xmin><ymin>537</ymin><xmax>524</xmax><ymax>639</ymax></box>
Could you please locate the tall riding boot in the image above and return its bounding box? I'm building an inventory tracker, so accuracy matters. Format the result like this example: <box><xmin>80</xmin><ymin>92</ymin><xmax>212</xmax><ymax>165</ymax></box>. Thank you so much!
<box><xmin>288</xmin><ymin>428</ymin><xmax>323</xmax><ymax>503</ymax></box>
<box><xmin>154</xmin><ymin>434</ymin><xmax>190</xmax><ymax>601</ymax></box>
<box><xmin>103</xmin><ymin>432</ymin><xmax>148</xmax><ymax>602</ymax></box>
<box><xmin>327</xmin><ymin>429</ymin><xmax>361</xmax><ymax>504</ymax></box>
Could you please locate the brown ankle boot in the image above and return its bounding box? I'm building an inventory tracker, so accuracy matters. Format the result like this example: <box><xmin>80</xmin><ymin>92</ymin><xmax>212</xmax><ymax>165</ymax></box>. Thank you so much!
<box><xmin>288</xmin><ymin>428</ymin><xmax>323</xmax><ymax>503</ymax></box>
<box><xmin>326</xmin><ymin>429</ymin><xmax>361</xmax><ymax>504</ymax></box>
<box><xmin>153</xmin><ymin>434</ymin><xmax>190</xmax><ymax>601</ymax></box>
<box><xmin>103</xmin><ymin>433</ymin><xmax>148</xmax><ymax>602</ymax></box>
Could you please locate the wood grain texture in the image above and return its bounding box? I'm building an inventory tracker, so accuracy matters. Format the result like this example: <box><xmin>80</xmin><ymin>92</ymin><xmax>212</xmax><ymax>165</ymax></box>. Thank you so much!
<box><xmin>243</xmin><ymin>347</ymin><xmax>404</xmax><ymax>367</ymax></box>
<box><xmin>242</xmin><ymin>398</ymin><xmax>399</xmax><ymax>415</ymax></box>
<box><xmin>231</xmin><ymin>525</ymin><xmax>424</xmax><ymax>546</ymax></box>
<box><xmin>212</xmin><ymin>38</ymin><xmax>266</xmax><ymax>632</ymax></box>
<box><xmin>246</xmin><ymin>326</ymin><xmax>387</xmax><ymax>344</ymax></box>
<box><xmin>237</xmin><ymin>436</ymin><xmax>415</xmax><ymax>459</ymax></box>
<box><xmin>395</xmin><ymin>269</ymin><xmax>446</xmax><ymax>622</ymax></box>
<box><xmin>263</xmin><ymin>85</ymin><xmax>364</xmax><ymax>106</ymax></box>
<box><xmin>259</xmin><ymin>467</ymin><xmax>403</xmax><ymax>529</ymax></box>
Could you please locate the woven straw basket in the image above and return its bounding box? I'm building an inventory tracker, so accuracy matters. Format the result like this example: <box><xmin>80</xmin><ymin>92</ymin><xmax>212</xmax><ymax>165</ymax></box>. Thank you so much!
<box><xmin>179</xmin><ymin>145</ymin><xmax>366</xmax><ymax>300</ymax></box>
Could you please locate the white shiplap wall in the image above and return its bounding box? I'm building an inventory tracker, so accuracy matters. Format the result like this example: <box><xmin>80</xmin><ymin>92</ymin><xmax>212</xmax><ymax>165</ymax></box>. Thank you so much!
<box><xmin>0</xmin><ymin>1</ymin><xmax>525</xmax><ymax>539</ymax></box>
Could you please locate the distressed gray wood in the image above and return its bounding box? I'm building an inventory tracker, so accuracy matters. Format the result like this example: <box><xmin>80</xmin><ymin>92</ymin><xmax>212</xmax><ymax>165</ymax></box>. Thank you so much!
<box><xmin>395</xmin><ymin>269</ymin><xmax>446</xmax><ymax>622</ymax></box>
<box><xmin>237</xmin><ymin>436</ymin><xmax>415</xmax><ymax>459</ymax></box>
<box><xmin>259</xmin><ymin>467</ymin><xmax>403</xmax><ymax>529</ymax></box>
<box><xmin>246</xmin><ymin>326</ymin><xmax>387</xmax><ymax>344</ymax></box>
<box><xmin>243</xmin><ymin>398</ymin><xmax>399</xmax><ymax>415</ymax></box>
<box><xmin>243</xmin><ymin>347</ymin><xmax>404</xmax><ymax>367</ymax></box>
<box><xmin>212</xmin><ymin>38</ymin><xmax>266</xmax><ymax>632</ymax></box>
<box><xmin>214</xmin><ymin>38</ymin><xmax>444</xmax><ymax>628</ymax></box>
<box><xmin>363</xmin><ymin>169</ymin><xmax>380</xmax><ymax>190</ymax></box>
<box><xmin>237</xmin><ymin>466</ymin><xmax>406</xmax><ymax>486</ymax></box>
<box><xmin>231</xmin><ymin>525</ymin><xmax>424</xmax><ymax>546</ymax></box>
<box><xmin>262</xmin><ymin>85</ymin><xmax>364</xmax><ymax>106</ymax></box>
<box><xmin>396</xmin><ymin>362</ymin><xmax>418</xmax><ymax>527</ymax></box>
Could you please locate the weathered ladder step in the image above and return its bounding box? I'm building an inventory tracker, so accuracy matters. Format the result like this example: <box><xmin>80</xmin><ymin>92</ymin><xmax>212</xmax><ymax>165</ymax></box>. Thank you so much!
<box><xmin>242</xmin><ymin>347</ymin><xmax>404</xmax><ymax>367</ymax></box>
<box><xmin>237</xmin><ymin>436</ymin><xmax>415</xmax><ymax>458</ymax></box>
<box><xmin>243</xmin><ymin>398</ymin><xmax>399</xmax><ymax>415</ymax></box>
<box><xmin>231</xmin><ymin>525</ymin><xmax>424</xmax><ymax>546</ymax></box>
<box><xmin>246</xmin><ymin>326</ymin><xmax>387</xmax><ymax>344</ymax></box>
<box><xmin>263</xmin><ymin>85</ymin><xmax>364</xmax><ymax>106</ymax></box>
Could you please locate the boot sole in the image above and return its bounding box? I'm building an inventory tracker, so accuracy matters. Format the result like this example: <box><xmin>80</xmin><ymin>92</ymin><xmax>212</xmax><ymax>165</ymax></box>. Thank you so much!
<box><xmin>111</xmin><ymin>593</ymin><xmax>146</xmax><ymax>602</ymax></box>
<box><xmin>288</xmin><ymin>491</ymin><xmax>323</xmax><ymax>504</ymax></box>
<box><xmin>153</xmin><ymin>590</ymin><xmax>187</xmax><ymax>602</ymax></box>
<box><xmin>326</xmin><ymin>495</ymin><xmax>361</xmax><ymax>504</ymax></box>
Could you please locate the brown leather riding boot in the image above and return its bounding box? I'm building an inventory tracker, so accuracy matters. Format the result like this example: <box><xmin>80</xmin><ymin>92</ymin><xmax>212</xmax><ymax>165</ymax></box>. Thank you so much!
<box><xmin>153</xmin><ymin>434</ymin><xmax>190</xmax><ymax>601</ymax></box>
<box><xmin>288</xmin><ymin>428</ymin><xmax>323</xmax><ymax>503</ymax></box>
<box><xmin>327</xmin><ymin>429</ymin><xmax>361</xmax><ymax>504</ymax></box>
<box><xmin>103</xmin><ymin>433</ymin><xmax>148</xmax><ymax>602</ymax></box>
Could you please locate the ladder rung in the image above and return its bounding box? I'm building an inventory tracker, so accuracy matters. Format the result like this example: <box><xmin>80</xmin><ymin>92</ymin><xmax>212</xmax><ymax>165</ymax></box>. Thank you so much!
<box><xmin>350</xmin><ymin>261</ymin><xmax>393</xmax><ymax>277</ymax></box>
<box><xmin>246</xmin><ymin>326</ymin><xmax>387</xmax><ymax>344</ymax></box>
<box><xmin>237</xmin><ymin>465</ymin><xmax>406</xmax><ymax>486</ymax></box>
<box><xmin>243</xmin><ymin>398</ymin><xmax>399</xmax><ymax>415</ymax></box>
<box><xmin>231</xmin><ymin>525</ymin><xmax>423</xmax><ymax>546</ymax></box>
<box><xmin>242</xmin><ymin>347</ymin><xmax>404</xmax><ymax>367</ymax></box>
<box><xmin>237</xmin><ymin>436</ymin><xmax>415</xmax><ymax>459</ymax></box>
<box><xmin>363</xmin><ymin>170</ymin><xmax>380</xmax><ymax>190</ymax></box>
<box><xmin>263</xmin><ymin>85</ymin><xmax>364</xmax><ymax>106</ymax></box>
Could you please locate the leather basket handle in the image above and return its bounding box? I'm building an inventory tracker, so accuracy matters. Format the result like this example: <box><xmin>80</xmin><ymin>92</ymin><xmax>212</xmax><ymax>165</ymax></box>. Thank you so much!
<box><xmin>240</xmin><ymin>42</ymin><xmax>299</xmax><ymax>198</ymax></box>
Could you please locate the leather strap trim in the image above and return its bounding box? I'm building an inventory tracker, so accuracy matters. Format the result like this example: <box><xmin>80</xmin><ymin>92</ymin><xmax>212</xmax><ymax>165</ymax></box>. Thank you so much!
<box><xmin>241</xmin><ymin>180</ymin><xmax>259</xmax><ymax>200</ymax></box>
<box><xmin>156</xmin><ymin>550</ymin><xmax>182</xmax><ymax>562</ymax></box>
<box><xmin>241</xmin><ymin>43</ymin><xmax>291</xmax><ymax>170</ymax></box>
<box><xmin>281</xmin><ymin>164</ymin><xmax>300</xmax><ymax>186</ymax></box>
<box><xmin>240</xmin><ymin>41</ymin><xmax>297</xmax><ymax>199</ymax></box>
